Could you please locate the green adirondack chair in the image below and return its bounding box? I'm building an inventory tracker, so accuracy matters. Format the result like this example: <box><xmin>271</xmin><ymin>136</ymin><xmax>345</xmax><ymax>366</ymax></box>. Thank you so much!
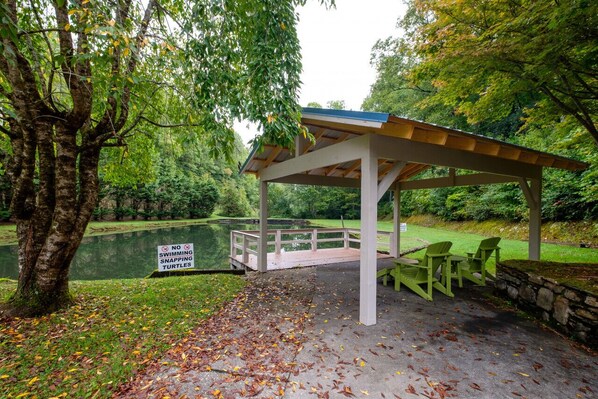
<box><xmin>378</xmin><ymin>241</ymin><xmax>453</xmax><ymax>301</ymax></box>
<box><xmin>448</xmin><ymin>237</ymin><xmax>501</xmax><ymax>287</ymax></box>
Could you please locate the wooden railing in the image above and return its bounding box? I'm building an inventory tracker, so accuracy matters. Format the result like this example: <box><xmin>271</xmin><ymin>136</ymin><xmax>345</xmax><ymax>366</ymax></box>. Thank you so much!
<box><xmin>230</xmin><ymin>228</ymin><xmax>394</xmax><ymax>262</ymax></box>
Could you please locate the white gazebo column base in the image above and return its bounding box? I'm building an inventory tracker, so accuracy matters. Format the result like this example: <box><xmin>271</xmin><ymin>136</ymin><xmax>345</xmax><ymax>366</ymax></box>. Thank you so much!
<box><xmin>359</xmin><ymin>143</ymin><xmax>378</xmax><ymax>326</ymax></box>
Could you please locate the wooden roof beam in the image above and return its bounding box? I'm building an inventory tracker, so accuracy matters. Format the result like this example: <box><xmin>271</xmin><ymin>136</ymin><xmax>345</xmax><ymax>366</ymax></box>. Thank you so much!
<box><xmin>498</xmin><ymin>146</ymin><xmax>522</xmax><ymax>160</ymax></box>
<box><xmin>445</xmin><ymin>135</ymin><xmax>476</xmax><ymax>151</ymax></box>
<box><xmin>473</xmin><ymin>141</ymin><xmax>501</xmax><ymax>156</ymax></box>
<box><xmin>372</xmin><ymin>135</ymin><xmax>542</xmax><ymax>179</ymax></box>
<box><xmin>301</xmin><ymin>128</ymin><xmax>326</xmax><ymax>155</ymax></box>
<box><xmin>260</xmin><ymin>134</ymin><xmax>368</xmax><ymax>181</ymax></box>
<box><xmin>401</xmin><ymin>164</ymin><xmax>430</xmax><ymax>181</ymax></box>
<box><xmin>411</xmin><ymin>127</ymin><xmax>449</xmax><ymax>146</ymax></box>
<box><xmin>401</xmin><ymin>173</ymin><xmax>519</xmax><ymax>190</ymax></box>
<box><xmin>379</xmin><ymin>122</ymin><xmax>415</xmax><ymax>139</ymax></box>
<box><xmin>263</xmin><ymin>147</ymin><xmax>283</xmax><ymax>168</ymax></box>
<box><xmin>342</xmin><ymin>160</ymin><xmax>362</xmax><ymax>178</ymax></box>
<box><xmin>518</xmin><ymin>152</ymin><xmax>540</xmax><ymax>164</ymax></box>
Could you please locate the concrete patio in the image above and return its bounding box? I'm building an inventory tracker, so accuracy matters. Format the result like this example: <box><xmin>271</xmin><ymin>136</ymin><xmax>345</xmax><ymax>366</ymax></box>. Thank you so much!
<box><xmin>120</xmin><ymin>259</ymin><xmax>597</xmax><ymax>399</ymax></box>
<box><xmin>293</xmin><ymin>260</ymin><xmax>596</xmax><ymax>398</ymax></box>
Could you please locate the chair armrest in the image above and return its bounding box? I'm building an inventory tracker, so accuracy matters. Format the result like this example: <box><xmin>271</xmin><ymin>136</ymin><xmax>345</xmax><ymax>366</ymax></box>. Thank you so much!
<box><xmin>404</xmin><ymin>263</ymin><xmax>429</xmax><ymax>269</ymax></box>
<box><xmin>427</xmin><ymin>252</ymin><xmax>452</xmax><ymax>258</ymax></box>
<box><xmin>449</xmin><ymin>255</ymin><xmax>467</xmax><ymax>262</ymax></box>
<box><xmin>479</xmin><ymin>246</ymin><xmax>499</xmax><ymax>251</ymax></box>
<box><xmin>394</xmin><ymin>260</ymin><xmax>428</xmax><ymax>269</ymax></box>
<box><xmin>395</xmin><ymin>259</ymin><xmax>419</xmax><ymax>265</ymax></box>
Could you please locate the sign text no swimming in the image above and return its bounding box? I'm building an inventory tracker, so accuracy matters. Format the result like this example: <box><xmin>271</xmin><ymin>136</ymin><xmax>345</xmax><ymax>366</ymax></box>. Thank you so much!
<box><xmin>157</xmin><ymin>243</ymin><xmax>194</xmax><ymax>272</ymax></box>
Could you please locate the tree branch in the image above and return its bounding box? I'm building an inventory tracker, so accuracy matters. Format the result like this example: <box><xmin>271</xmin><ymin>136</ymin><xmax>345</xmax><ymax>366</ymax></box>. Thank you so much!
<box><xmin>139</xmin><ymin>116</ymin><xmax>201</xmax><ymax>128</ymax></box>
<box><xmin>539</xmin><ymin>83</ymin><xmax>598</xmax><ymax>146</ymax></box>
<box><xmin>54</xmin><ymin>0</ymin><xmax>93</xmax><ymax>129</ymax></box>
<box><xmin>113</xmin><ymin>0</ymin><xmax>157</xmax><ymax>132</ymax></box>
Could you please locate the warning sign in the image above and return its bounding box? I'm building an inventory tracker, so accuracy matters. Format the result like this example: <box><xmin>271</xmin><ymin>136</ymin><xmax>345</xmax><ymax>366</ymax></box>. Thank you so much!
<box><xmin>157</xmin><ymin>243</ymin><xmax>194</xmax><ymax>272</ymax></box>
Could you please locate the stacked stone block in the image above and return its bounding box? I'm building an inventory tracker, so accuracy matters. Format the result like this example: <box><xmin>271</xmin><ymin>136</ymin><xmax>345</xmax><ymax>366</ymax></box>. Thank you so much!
<box><xmin>495</xmin><ymin>263</ymin><xmax>597</xmax><ymax>348</ymax></box>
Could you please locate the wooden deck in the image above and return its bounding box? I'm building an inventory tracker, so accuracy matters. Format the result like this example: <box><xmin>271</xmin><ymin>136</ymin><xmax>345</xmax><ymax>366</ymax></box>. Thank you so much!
<box><xmin>230</xmin><ymin>247</ymin><xmax>393</xmax><ymax>271</ymax></box>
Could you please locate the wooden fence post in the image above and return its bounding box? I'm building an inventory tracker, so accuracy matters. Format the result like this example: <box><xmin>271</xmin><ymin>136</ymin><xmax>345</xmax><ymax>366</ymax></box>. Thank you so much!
<box><xmin>275</xmin><ymin>230</ymin><xmax>282</xmax><ymax>255</ymax></box>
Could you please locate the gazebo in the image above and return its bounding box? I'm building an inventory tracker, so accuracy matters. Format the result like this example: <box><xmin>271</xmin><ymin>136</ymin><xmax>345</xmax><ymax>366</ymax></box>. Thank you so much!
<box><xmin>240</xmin><ymin>108</ymin><xmax>588</xmax><ymax>325</ymax></box>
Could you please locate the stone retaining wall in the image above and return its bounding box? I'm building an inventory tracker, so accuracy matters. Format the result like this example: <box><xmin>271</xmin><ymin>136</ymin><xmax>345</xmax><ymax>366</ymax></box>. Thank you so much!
<box><xmin>495</xmin><ymin>263</ymin><xmax>597</xmax><ymax>348</ymax></box>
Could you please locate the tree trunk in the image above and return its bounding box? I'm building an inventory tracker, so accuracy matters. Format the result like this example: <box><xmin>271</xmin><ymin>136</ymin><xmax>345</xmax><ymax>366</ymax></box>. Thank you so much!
<box><xmin>1</xmin><ymin>0</ymin><xmax>156</xmax><ymax>317</ymax></box>
<box><xmin>8</xmin><ymin>123</ymin><xmax>101</xmax><ymax>316</ymax></box>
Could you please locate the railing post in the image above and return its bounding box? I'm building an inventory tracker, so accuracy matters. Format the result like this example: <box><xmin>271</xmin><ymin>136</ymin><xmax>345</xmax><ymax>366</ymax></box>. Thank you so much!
<box><xmin>343</xmin><ymin>228</ymin><xmax>349</xmax><ymax>249</ymax></box>
<box><xmin>230</xmin><ymin>231</ymin><xmax>235</xmax><ymax>258</ymax></box>
<box><xmin>242</xmin><ymin>235</ymin><xmax>249</xmax><ymax>263</ymax></box>
<box><xmin>275</xmin><ymin>230</ymin><xmax>282</xmax><ymax>255</ymax></box>
<box><xmin>312</xmin><ymin>229</ymin><xmax>318</xmax><ymax>252</ymax></box>
<box><xmin>390</xmin><ymin>232</ymin><xmax>396</xmax><ymax>257</ymax></box>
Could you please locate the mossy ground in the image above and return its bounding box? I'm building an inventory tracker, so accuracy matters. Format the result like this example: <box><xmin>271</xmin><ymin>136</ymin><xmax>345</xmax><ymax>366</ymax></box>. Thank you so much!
<box><xmin>501</xmin><ymin>259</ymin><xmax>598</xmax><ymax>295</ymax></box>
<box><xmin>404</xmin><ymin>215</ymin><xmax>598</xmax><ymax>247</ymax></box>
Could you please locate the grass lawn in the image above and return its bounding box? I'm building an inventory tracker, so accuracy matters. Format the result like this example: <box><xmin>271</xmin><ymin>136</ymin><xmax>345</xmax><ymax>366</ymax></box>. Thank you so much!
<box><xmin>0</xmin><ymin>274</ymin><xmax>245</xmax><ymax>398</ymax></box>
<box><xmin>0</xmin><ymin>218</ymin><xmax>225</xmax><ymax>246</ymax></box>
<box><xmin>309</xmin><ymin>219</ymin><xmax>598</xmax><ymax>270</ymax></box>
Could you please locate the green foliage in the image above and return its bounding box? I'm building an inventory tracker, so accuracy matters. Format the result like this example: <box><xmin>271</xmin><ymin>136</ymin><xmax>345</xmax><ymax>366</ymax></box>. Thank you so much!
<box><xmin>326</xmin><ymin>100</ymin><xmax>346</xmax><ymax>110</ymax></box>
<box><xmin>363</xmin><ymin>37</ymin><xmax>528</xmax><ymax>139</ymax></box>
<box><xmin>189</xmin><ymin>178</ymin><xmax>221</xmax><ymax>218</ymax></box>
<box><xmin>362</xmin><ymin>1</ymin><xmax>597</xmax><ymax>223</ymax></box>
<box><xmin>218</xmin><ymin>181</ymin><xmax>252</xmax><ymax>217</ymax></box>
<box><xmin>185</xmin><ymin>0</ymin><xmax>334</xmax><ymax>155</ymax></box>
<box><xmin>0</xmin><ymin>275</ymin><xmax>245</xmax><ymax>398</ymax></box>
<box><xmin>401</xmin><ymin>0</ymin><xmax>598</xmax><ymax>145</ymax></box>
<box><xmin>268</xmin><ymin>185</ymin><xmax>361</xmax><ymax>219</ymax></box>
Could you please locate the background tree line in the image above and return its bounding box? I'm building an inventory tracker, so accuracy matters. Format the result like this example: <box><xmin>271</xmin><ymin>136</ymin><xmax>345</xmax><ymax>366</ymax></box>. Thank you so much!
<box><xmin>361</xmin><ymin>0</ymin><xmax>597</xmax><ymax>223</ymax></box>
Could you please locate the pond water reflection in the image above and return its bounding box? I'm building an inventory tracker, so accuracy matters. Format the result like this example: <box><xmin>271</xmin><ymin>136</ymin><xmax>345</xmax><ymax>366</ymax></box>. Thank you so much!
<box><xmin>0</xmin><ymin>223</ymin><xmax>260</xmax><ymax>281</ymax></box>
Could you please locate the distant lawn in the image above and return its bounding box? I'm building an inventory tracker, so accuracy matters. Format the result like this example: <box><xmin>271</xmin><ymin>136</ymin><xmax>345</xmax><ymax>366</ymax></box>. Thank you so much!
<box><xmin>309</xmin><ymin>219</ymin><xmax>598</xmax><ymax>269</ymax></box>
<box><xmin>0</xmin><ymin>274</ymin><xmax>245</xmax><ymax>398</ymax></box>
<box><xmin>0</xmin><ymin>218</ymin><xmax>224</xmax><ymax>246</ymax></box>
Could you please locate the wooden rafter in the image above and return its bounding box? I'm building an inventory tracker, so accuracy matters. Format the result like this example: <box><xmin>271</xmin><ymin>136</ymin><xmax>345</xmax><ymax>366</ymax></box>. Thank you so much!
<box><xmin>243</xmin><ymin>111</ymin><xmax>588</xmax><ymax>176</ymax></box>
<box><xmin>377</xmin><ymin>161</ymin><xmax>396</xmax><ymax>179</ymax></box>
<box><xmin>263</xmin><ymin>147</ymin><xmax>284</xmax><ymax>168</ymax></box>
<box><xmin>301</xmin><ymin>128</ymin><xmax>326</xmax><ymax>155</ymax></box>
<box><xmin>354</xmin><ymin>159</ymin><xmax>387</xmax><ymax>180</ymax></box>
<box><xmin>401</xmin><ymin>164</ymin><xmax>430</xmax><ymax>181</ymax></box>
<box><xmin>411</xmin><ymin>127</ymin><xmax>449</xmax><ymax>146</ymax></box>
<box><xmin>341</xmin><ymin>160</ymin><xmax>362</xmax><ymax>178</ymax></box>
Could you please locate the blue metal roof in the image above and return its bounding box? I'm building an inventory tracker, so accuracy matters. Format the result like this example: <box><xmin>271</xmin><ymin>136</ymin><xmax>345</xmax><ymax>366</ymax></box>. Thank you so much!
<box><xmin>239</xmin><ymin>108</ymin><xmax>391</xmax><ymax>173</ymax></box>
<box><xmin>302</xmin><ymin>107</ymin><xmax>390</xmax><ymax>123</ymax></box>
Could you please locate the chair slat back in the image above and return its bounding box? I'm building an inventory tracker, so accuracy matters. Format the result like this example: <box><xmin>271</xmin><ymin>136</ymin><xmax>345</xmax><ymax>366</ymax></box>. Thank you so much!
<box><xmin>423</xmin><ymin>241</ymin><xmax>453</xmax><ymax>272</ymax></box>
<box><xmin>474</xmin><ymin>237</ymin><xmax>501</xmax><ymax>262</ymax></box>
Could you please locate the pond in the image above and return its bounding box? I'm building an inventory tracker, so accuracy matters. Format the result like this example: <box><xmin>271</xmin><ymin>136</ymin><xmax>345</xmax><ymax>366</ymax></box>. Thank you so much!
<box><xmin>0</xmin><ymin>223</ymin><xmax>266</xmax><ymax>281</ymax></box>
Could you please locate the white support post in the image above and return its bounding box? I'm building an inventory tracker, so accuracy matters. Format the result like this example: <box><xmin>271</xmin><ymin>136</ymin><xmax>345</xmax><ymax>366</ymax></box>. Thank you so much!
<box><xmin>529</xmin><ymin>178</ymin><xmax>542</xmax><ymax>260</ymax></box>
<box><xmin>343</xmin><ymin>229</ymin><xmax>349</xmax><ymax>249</ymax></box>
<box><xmin>519</xmin><ymin>176</ymin><xmax>542</xmax><ymax>260</ymax></box>
<box><xmin>275</xmin><ymin>230</ymin><xmax>282</xmax><ymax>255</ymax></box>
<box><xmin>258</xmin><ymin>180</ymin><xmax>268</xmax><ymax>272</ymax></box>
<box><xmin>360</xmin><ymin>145</ymin><xmax>378</xmax><ymax>326</ymax></box>
<box><xmin>392</xmin><ymin>185</ymin><xmax>401</xmax><ymax>258</ymax></box>
<box><xmin>312</xmin><ymin>229</ymin><xmax>318</xmax><ymax>252</ymax></box>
